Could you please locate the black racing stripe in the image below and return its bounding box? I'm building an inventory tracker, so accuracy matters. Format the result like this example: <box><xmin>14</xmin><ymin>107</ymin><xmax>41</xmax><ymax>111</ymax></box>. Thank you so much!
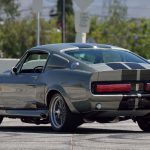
<box><xmin>70</xmin><ymin>43</ymin><xmax>93</xmax><ymax>48</ymax></box>
<box><xmin>118</xmin><ymin>96</ymin><xmax>135</xmax><ymax>110</ymax></box>
<box><xmin>140</xmin><ymin>70</ymin><xmax>150</xmax><ymax>80</ymax></box>
<box><xmin>122</xmin><ymin>70</ymin><xmax>137</xmax><ymax>81</ymax></box>
<box><xmin>125</xmin><ymin>63</ymin><xmax>145</xmax><ymax>69</ymax></box>
<box><xmin>107</xmin><ymin>63</ymin><xmax>128</xmax><ymax>70</ymax></box>
<box><xmin>119</xmin><ymin>94</ymin><xmax>150</xmax><ymax>110</ymax></box>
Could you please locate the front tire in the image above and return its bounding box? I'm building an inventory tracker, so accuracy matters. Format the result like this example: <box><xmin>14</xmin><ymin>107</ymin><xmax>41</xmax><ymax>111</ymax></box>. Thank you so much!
<box><xmin>137</xmin><ymin>117</ymin><xmax>150</xmax><ymax>132</ymax></box>
<box><xmin>49</xmin><ymin>93</ymin><xmax>82</xmax><ymax>132</ymax></box>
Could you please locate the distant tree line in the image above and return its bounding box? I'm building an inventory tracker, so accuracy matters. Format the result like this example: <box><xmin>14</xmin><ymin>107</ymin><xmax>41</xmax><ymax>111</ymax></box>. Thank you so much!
<box><xmin>0</xmin><ymin>0</ymin><xmax>150</xmax><ymax>59</ymax></box>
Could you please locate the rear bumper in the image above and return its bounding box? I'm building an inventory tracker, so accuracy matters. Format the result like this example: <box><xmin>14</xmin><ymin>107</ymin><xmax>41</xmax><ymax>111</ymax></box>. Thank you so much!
<box><xmin>72</xmin><ymin>93</ymin><xmax>150</xmax><ymax>117</ymax></box>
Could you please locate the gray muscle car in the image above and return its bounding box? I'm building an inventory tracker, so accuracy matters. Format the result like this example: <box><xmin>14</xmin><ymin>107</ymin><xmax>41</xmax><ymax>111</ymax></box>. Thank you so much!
<box><xmin>1</xmin><ymin>43</ymin><xmax>150</xmax><ymax>132</ymax></box>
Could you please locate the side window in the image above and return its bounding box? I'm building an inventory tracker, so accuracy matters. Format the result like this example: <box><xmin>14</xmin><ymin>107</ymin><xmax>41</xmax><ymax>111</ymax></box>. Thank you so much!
<box><xmin>20</xmin><ymin>52</ymin><xmax>48</xmax><ymax>73</ymax></box>
<box><xmin>47</xmin><ymin>54</ymin><xmax>69</xmax><ymax>69</ymax></box>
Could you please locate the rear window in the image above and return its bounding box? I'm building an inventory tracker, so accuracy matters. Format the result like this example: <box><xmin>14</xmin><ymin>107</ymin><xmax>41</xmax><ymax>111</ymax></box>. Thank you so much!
<box><xmin>65</xmin><ymin>49</ymin><xmax>148</xmax><ymax>64</ymax></box>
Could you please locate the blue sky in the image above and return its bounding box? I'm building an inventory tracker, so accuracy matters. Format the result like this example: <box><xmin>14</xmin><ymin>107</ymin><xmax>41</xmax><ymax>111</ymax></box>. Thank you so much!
<box><xmin>18</xmin><ymin>0</ymin><xmax>150</xmax><ymax>19</ymax></box>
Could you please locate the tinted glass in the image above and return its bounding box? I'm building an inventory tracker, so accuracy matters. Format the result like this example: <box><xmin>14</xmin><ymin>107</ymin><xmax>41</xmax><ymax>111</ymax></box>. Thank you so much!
<box><xmin>47</xmin><ymin>54</ymin><xmax>69</xmax><ymax>68</ymax></box>
<box><xmin>20</xmin><ymin>53</ymin><xmax>48</xmax><ymax>73</ymax></box>
<box><xmin>65</xmin><ymin>49</ymin><xmax>148</xmax><ymax>64</ymax></box>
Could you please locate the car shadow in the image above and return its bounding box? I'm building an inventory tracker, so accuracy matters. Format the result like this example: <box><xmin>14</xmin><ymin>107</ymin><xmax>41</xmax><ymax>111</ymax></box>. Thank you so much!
<box><xmin>0</xmin><ymin>125</ymin><xmax>144</xmax><ymax>134</ymax></box>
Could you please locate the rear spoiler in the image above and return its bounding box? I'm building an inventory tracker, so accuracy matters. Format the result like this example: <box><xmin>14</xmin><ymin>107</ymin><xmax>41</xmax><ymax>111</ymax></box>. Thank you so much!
<box><xmin>91</xmin><ymin>69</ymin><xmax>150</xmax><ymax>82</ymax></box>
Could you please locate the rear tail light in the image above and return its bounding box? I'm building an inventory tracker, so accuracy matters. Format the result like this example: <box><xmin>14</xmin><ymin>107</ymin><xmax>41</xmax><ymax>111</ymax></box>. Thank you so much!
<box><xmin>145</xmin><ymin>83</ymin><xmax>150</xmax><ymax>92</ymax></box>
<box><xmin>95</xmin><ymin>83</ymin><xmax>131</xmax><ymax>93</ymax></box>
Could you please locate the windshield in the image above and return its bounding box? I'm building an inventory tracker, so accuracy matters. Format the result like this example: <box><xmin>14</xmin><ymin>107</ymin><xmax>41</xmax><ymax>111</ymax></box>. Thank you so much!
<box><xmin>65</xmin><ymin>49</ymin><xmax>148</xmax><ymax>64</ymax></box>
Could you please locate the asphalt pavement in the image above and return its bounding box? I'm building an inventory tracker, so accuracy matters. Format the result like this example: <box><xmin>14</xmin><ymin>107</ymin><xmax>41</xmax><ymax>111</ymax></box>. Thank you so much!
<box><xmin>0</xmin><ymin>118</ymin><xmax>149</xmax><ymax>150</ymax></box>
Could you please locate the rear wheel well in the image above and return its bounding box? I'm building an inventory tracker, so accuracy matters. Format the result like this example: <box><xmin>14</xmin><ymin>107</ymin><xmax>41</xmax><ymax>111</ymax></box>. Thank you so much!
<box><xmin>46</xmin><ymin>90</ymin><xmax>61</xmax><ymax>107</ymax></box>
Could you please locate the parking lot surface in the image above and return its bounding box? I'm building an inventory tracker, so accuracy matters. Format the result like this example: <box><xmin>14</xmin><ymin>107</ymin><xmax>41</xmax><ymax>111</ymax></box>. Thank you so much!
<box><xmin>0</xmin><ymin>118</ymin><xmax>149</xmax><ymax>150</ymax></box>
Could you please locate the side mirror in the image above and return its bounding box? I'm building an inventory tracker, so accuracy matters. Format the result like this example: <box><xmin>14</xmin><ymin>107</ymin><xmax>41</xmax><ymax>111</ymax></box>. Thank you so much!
<box><xmin>12</xmin><ymin>67</ymin><xmax>17</xmax><ymax>73</ymax></box>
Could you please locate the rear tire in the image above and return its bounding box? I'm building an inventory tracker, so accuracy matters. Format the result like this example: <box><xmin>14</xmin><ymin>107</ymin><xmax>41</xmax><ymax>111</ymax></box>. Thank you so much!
<box><xmin>137</xmin><ymin>117</ymin><xmax>150</xmax><ymax>132</ymax></box>
<box><xmin>49</xmin><ymin>93</ymin><xmax>82</xmax><ymax>132</ymax></box>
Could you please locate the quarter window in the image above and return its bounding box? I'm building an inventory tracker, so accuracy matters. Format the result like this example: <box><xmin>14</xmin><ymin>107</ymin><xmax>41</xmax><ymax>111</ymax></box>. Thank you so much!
<box><xmin>47</xmin><ymin>54</ymin><xmax>69</xmax><ymax>69</ymax></box>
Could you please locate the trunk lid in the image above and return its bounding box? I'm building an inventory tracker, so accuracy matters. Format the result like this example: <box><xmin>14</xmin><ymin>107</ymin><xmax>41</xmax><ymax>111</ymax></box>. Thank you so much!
<box><xmin>90</xmin><ymin>62</ymin><xmax>150</xmax><ymax>82</ymax></box>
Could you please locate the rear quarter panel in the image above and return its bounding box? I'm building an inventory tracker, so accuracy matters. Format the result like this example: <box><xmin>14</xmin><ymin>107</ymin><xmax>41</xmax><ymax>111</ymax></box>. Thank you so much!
<box><xmin>41</xmin><ymin>69</ymin><xmax>92</xmax><ymax>113</ymax></box>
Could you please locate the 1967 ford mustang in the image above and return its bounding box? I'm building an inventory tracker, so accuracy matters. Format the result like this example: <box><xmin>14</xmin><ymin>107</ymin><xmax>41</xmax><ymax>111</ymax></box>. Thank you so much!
<box><xmin>1</xmin><ymin>43</ymin><xmax>150</xmax><ymax>132</ymax></box>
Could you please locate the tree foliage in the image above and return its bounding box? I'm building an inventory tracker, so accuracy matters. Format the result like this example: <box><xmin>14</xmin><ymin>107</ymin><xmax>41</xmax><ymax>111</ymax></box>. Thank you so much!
<box><xmin>88</xmin><ymin>0</ymin><xmax>150</xmax><ymax>59</ymax></box>
<box><xmin>57</xmin><ymin>0</ymin><xmax>74</xmax><ymax>21</ymax></box>
<box><xmin>56</xmin><ymin>0</ymin><xmax>75</xmax><ymax>42</ymax></box>
<box><xmin>107</xmin><ymin>0</ymin><xmax>127</xmax><ymax>22</ymax></box>
<box><xmin>0</xmin><ymin>0</ymin><xmax>19</xmax><ymax>20</ymax></box>
<box><xmin>0</xmin><ymin>18</ymin><xmax>61</xmax><ymax>58</ymax></box>
<box><xmin>1</xmin><ymin>0</ymin><xmax>150</xmax><ymax>59</ymax></box>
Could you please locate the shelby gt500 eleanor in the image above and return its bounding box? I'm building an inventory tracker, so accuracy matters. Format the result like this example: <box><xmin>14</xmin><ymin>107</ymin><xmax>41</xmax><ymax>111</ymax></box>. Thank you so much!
<box><xmin>0</xmin><ymin>43</ymin><xmax>150</xmax><ymax>132</ymax></box>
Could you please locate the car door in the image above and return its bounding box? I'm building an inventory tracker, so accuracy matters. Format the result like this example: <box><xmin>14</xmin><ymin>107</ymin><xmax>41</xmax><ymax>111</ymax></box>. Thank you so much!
<box><xmin>0</xmin><ymin>50</ymin><xmax>49</xmax><ymax>109</ymax></box>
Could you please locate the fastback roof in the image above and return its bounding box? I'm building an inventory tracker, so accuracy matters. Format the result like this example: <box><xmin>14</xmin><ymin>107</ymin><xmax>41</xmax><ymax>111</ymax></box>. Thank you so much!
<box><xmin>30</xmin><ymin>43</ymin><xmax>127</xmax><ymax>52</ymax></box>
